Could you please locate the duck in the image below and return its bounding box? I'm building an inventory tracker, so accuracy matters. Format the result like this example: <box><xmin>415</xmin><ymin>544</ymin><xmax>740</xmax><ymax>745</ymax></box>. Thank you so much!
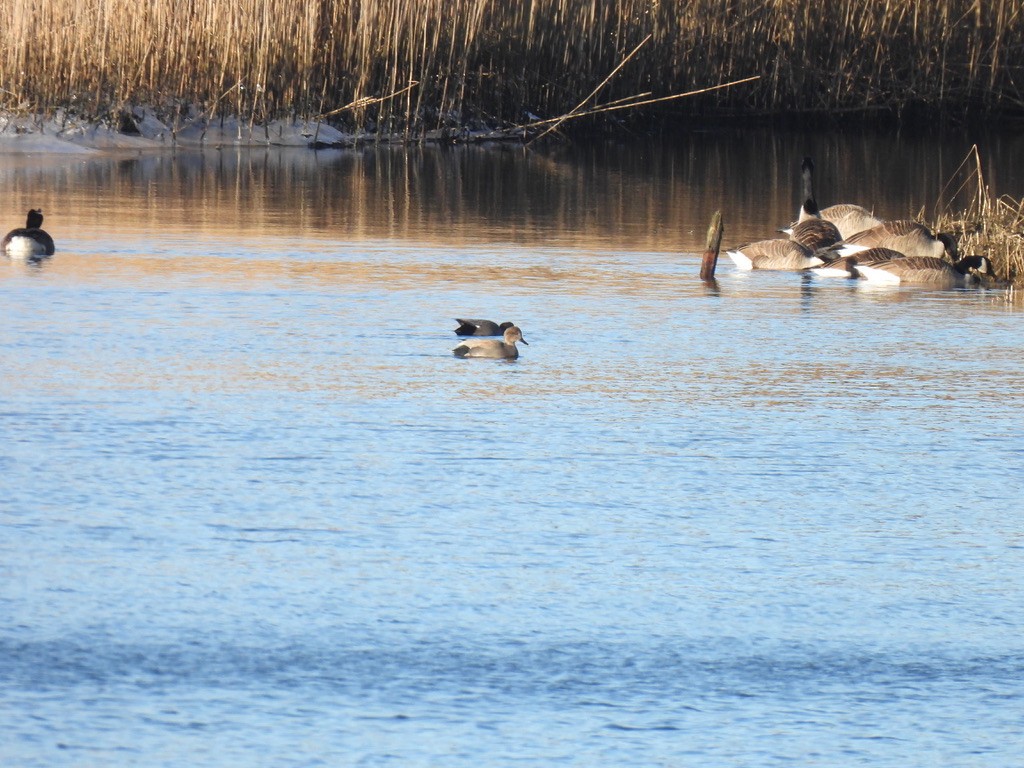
<box><xmin>726</xmin><ymin>239</ymin><xmax>825</xmax><ymax>271</ymax></box>
<box><xmin>453</xmin><ymin>318</ymin><xmax>515</xmax><ymax>336</ymax></box>
<box><xmin>795</xmin><ymin>157</ymin><xmax>883</xmax><ymax>238</ymax></box>
<box><xmin>832</xmin><ymin>220</ymin><xmax>958</xmax><ymax>260</ymax></box>
<box><xmin>2</xmin><ymin>209</ymin><xmax>56</xmax><ymax>258</ymax></box>
<box><xmin>453</xmin><ymin>325</ymin><xmax>528</xmax><ymax>359</ymax></box>
<box><xmin>852</xmin><ymin>254</ymin><xmax>995</xmax><ymax>287</ymax></box>
<box><xmin>782</xmin><ymin>217</ymin><xmax>842</xmax><ymax>250</ymax></box>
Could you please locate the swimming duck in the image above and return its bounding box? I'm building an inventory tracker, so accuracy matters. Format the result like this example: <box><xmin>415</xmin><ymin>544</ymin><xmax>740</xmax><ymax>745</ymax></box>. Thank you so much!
<box><xmin>726</xmin><ymin>239</ymin><xmax>825</xmax><ymax>271</ymax></box>
<box><xmin>453</xmin><ymin>318</ymin><xmax>515</xmax><ymax>336</ymax></box>
<box><xmin>2</xmin><ymin>209</ymin><xmax>55</xmax><ymax>258</ymax></box>
<box><xmin>832</xmin><ymin>220</ymin><xmax>957</xmax><ymax>260</ymax></box>
<box><xmin>453</xmin><ymin>325</ymin><xmax>528</xmax><ymax>359</ymax></box>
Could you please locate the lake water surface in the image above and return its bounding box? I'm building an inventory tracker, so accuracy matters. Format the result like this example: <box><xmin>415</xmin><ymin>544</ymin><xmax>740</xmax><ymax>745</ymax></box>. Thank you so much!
<box><xmin>2</xmin><ymin>128</ymin><xmax>1023</xmax><ymax>767</ymax></box>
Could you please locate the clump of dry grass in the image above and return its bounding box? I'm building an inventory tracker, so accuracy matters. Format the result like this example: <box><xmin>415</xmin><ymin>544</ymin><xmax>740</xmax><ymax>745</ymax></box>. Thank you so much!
<box><xmin>1</xmin><ymin>0</ymin><xmax>1021</xmax><ymax>132</ymax></box>
<box><xmin>960</xmin><ymin>194</ymin><xmax>1024</xmax><ymax>284</ymax></box>
<box><xmin>935</xmin><ymin>147</ymin><xmax>1024</xmax><ymax>284</ymax></box>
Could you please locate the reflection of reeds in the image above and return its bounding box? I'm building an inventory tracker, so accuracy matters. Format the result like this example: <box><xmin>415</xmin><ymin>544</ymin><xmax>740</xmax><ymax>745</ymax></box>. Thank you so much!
<box><xmin>2</xmin><ymin>0</ymin><xmax>1021</xmax><ymax>129</ymax></box>
<box><xmin>937</xmin><ymin>147</ymin><xmax>1024</xmax><ymax>284</ymax></box>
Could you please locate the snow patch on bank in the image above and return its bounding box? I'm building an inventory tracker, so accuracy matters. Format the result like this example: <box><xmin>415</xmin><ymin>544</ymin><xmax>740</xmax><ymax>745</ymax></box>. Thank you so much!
<box><xmin>1</xmin><ymin>109</ymin><xmax>353</xmax><ymax>153</ymax></box>
<box><xmin>1</xmin><ymin>107</ymin><xmax>523</xmax><ymax>154</ymax></box>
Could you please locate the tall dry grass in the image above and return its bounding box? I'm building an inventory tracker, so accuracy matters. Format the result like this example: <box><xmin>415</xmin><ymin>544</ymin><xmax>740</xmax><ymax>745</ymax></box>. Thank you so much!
<box><xmin>936</xmin><ymin>147</ymin><xmax>1024</xmax><ymax>284</ymax></box>
<box><xmin>1</xmin><ymin>0</ymin><xmax>1022</xmax><ymax>130</ymax></box>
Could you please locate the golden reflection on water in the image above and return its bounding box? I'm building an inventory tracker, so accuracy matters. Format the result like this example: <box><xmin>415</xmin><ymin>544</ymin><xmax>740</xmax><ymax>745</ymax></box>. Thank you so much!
<box><xmin>3</xmin><ymin>127</ymin><xmax>1024</xmax><ymax>255</ymax></box>
<box><xmin>9</xmin><ymin>249</ymin><xmax>657</xmax><ymax>293</ymax></box>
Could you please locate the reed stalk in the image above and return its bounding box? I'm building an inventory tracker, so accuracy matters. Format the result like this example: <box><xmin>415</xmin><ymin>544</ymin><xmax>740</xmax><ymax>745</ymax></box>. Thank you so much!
<box><xmin>1</xmin><ymin>0</ymin><xmax>1020</xmax><ymax>131</ymax></box>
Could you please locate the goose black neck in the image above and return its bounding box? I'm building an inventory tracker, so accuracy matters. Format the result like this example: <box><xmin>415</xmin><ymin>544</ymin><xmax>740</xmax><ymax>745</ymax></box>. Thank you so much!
<box><xmin>801</xmin><ymin>157</ymin><xmax>815</xmax><ymax>207</ymax></box>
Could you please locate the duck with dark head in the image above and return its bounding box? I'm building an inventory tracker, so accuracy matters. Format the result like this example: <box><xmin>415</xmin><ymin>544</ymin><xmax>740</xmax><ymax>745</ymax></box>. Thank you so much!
<box><xmin>3</xmin><ymin>209</ymin><xmax>56</xmax><ymax>258</ymax></box>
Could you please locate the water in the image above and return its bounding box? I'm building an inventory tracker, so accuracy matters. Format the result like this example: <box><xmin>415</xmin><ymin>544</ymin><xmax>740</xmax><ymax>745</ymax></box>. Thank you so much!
<box><xmin>2</xmin><ymin>128</ymin><xmax>1024</xmax><ymax>767</ymax></box>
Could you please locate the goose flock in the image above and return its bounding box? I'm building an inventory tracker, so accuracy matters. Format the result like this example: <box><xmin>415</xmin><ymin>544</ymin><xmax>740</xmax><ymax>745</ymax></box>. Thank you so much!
<box><xmin>448</xmin><ymin>158</ymin><xmax>999</xmax><ymax>363</ymax></box>
<box><xmin>726</xmin><ymin>157</ymin><xmax>996</xmax><ymax>287</ymax></box>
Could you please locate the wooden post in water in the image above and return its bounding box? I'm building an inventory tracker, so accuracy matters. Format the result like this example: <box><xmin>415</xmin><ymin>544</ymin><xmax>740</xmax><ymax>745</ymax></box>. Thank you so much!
<box><xmin>700</xmin><ymin>210</ymin><xmax>724</xmax><ymax>282</ymax></box>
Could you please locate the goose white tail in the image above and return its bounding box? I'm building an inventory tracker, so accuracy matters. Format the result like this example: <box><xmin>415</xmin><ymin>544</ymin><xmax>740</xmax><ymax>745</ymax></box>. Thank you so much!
<box><xmin>726</xmin><ymin>249</ymin><xmax>754</xmax><ymax>270</ymax></box>
<box><xmin>853</xmin><ymin>264</ymin><xmax>902</xmax><ymax>285</ymax></box>
<box><xmin>834</xmin><ymin>243</ymin><xmax>869</xmax><ymax>257</ymax></box>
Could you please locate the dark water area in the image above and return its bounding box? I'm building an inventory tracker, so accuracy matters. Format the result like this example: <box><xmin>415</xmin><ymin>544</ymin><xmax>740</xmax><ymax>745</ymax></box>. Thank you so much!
<box><xmin>2</xmin><ymin>127</ymin><xmax>1023</xmax><ymax>767</ymax></box>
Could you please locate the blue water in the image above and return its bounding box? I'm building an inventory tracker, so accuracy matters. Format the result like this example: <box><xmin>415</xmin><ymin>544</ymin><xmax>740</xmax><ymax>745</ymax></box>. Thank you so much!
<box><xmin>2</xmin><ymin>137</ymin><xmax>1024</xmax><ymax>766</ymax></box>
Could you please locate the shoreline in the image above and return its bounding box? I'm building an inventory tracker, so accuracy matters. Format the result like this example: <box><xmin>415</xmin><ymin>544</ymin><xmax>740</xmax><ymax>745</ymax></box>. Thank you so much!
<box><xmin>8</xmin><ymin>106</ymin><xmax>1024</xmax><ymax>158</ymax></box>
<box><xmin>6</xmin><ymin>101</ymin><xmax>1024</xmax><ymax>156</ymax></box>
<box><xmin>0</xmin><ymin>109</ymin><xmax>533</xmax><ymax>155</ymax></box>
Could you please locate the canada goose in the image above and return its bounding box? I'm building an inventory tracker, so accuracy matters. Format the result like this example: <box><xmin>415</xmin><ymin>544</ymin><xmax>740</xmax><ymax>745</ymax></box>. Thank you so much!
<box><xmin>833</xmin><ymin>220</ymin><xmax>958</xmax><ymax>260</ymax></box>
<box><xmin>453</xmin><ymin>318</ymin><xmax>515</xmax><ymax>336</ymax></box>
<box><xmin>808</xmin><ymin>247</ymin><xmax>906</xmax><ymax>278</ymax></box>
<box><xmin>852</xmin><ymin>255</ymin><xmax>995</xmax><ymax>287</ymax></box>
<box><xmin>817</xmin><ymin>204</ymin><xmax>884</xmax><ymax>239</ymax></box>
<box><xmin>783</xmin><ymin>218</ymin><xmax>842</xmax><ymax>250</ymax></box>
<box><xmin>726</xmin><ymin>239</ymin><xmax>825</xmax><ymax>271</ymax></box>
<box><xmin>453</xmin><ymin>325</ymin><xmax>528</xmax><ymax>359</ymax></box>
<box><xmin>2</xmin><ymin>209</ymin><xmax>55</xmax><ymax>258</ymax></box>
<box><xmin>808</xmin><ymin>255</ymin><xmax>858</xmax><ymax>278</ymax></box>
<box><xmin>795</xmin><ymin>157</ymin><xmax>882</xmax><ymax>238</ymax></box>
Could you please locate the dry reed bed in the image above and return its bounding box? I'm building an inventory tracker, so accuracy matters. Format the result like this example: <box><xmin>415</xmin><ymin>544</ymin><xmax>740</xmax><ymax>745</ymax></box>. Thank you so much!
<box><xmin>935</xmin><ymin>148</ymin><xmax>1024</xmax><ymax>284</ymax></box>
<box><xmin>2</xmin><ymin>0</ymin><xmax>1021</xmax><ymax>131</ymax></box>
<box><xmin>939</xmin><ymin>194</ymin><xmax>1024</xmax><ymax>285</ymax></box>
